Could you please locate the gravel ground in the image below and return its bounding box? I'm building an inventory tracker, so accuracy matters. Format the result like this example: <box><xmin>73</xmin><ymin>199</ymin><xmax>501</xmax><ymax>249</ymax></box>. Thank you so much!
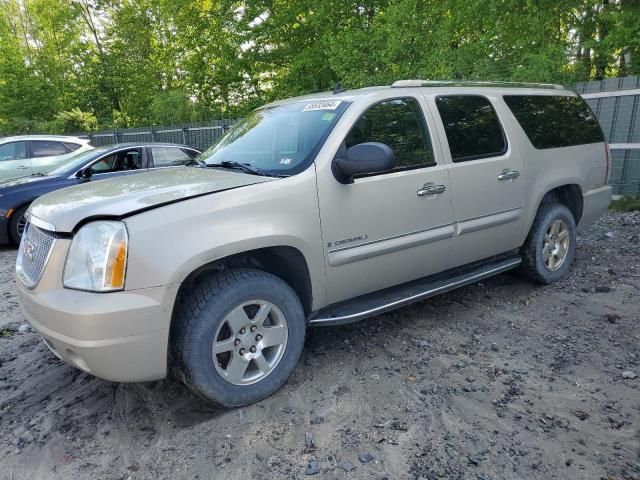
<box><xmin>0</xmin><ymin>212</ymin><xmax>639</xmax><ymax>480</ymax></box>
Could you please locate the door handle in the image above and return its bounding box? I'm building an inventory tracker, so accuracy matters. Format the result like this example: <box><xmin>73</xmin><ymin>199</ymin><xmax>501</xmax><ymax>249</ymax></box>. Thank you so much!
<box><xmin>417</xmin><ymin>183</ymin><xmax>446</xmax><ymax>196</ymax></box>
<box><xmin>16</xmin><ymin>166</ymin><xmax>29</xmax><ymax>170</ymax></box>
<box><xmin>497</xmin><ymin>169</ymin><xmax>520</xmax><ymax>181</ymax></box>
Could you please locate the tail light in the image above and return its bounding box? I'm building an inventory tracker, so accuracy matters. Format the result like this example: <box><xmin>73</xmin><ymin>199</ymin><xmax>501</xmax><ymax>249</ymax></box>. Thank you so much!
<box><xmin>604</xmin><ymin>143</ymin><xmax>611</xmax><ymax>185</ymax></box>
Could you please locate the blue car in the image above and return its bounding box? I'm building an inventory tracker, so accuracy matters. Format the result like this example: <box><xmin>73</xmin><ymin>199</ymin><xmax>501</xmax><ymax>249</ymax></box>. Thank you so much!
<box><xmin>0</xmin><ymin>142</ymin><xmax>200</xmax><ymax>244</ymax></box>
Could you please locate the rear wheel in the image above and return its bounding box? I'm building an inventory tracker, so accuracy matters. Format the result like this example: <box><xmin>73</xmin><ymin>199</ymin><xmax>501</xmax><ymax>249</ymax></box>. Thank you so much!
<box><xmin>520</xmin><ymin>203</ymin><xmax>576</xmax><ymax>284</ymax></box>
<box><xmin>9</xmin><ymin>205</ymin><xmax>29</xmax><ymax>245</ymax></box>
<box><xmin>171</xmin><ymin>269</ymin><xmax>306</xmax><ymax>407</ymax></box>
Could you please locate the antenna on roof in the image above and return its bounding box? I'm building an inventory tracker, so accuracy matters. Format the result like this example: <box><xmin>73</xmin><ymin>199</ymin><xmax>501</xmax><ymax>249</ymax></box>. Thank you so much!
<box><xmin>333</xmin><ymin>82</ymin><xmax>346</xmax><ymax>95</ymax></box>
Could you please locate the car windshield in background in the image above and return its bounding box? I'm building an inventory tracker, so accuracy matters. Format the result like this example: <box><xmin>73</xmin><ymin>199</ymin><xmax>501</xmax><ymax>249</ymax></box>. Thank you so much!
<box><xmin>47</xmin><ymin>149</ymin><xmax>106</xmax><ymax>176</ymax></box>
<box><xmin>198</xmin><ymin>100</ymin><xmax>350</xmax><ymax>176</ymax></box>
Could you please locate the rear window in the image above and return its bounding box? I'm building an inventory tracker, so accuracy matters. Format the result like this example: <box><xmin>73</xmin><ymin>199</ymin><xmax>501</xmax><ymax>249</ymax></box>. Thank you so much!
<box><xmin>64</xmin><ymin>142</ymin><xmax>82</xmax><ymax>152</ymax></box>
<box><xmin>503</xmin><ymin>95</ymin><xmax>604</xmax><ymax>149</ymax></box>
<box><xmin>435</xmin><ymin>95</ymin><xmax>507</xmax><ymax>163</ymax></box>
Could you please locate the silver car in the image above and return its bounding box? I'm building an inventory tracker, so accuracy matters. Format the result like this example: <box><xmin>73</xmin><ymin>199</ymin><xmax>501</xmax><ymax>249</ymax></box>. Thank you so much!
<box><xmin>16</xmin><ymin>81</ymin><xmax>612</xmax><ymax>407</ymax></box>
<box><xmin>0</xmin><ymin>135</ymin><xmax>93</xmax><ymax>180</ymax></box>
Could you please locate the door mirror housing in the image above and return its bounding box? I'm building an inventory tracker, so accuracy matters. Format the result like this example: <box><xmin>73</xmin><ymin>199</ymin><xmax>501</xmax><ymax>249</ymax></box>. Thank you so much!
<box><xmin>333</xmin><ymin>142</ymin><xmax>395</xmax><ymax>184</ymax></box>
<box><xmin>76</xmin><ymin>167</ymin><xmax>93</xmax><ymax>180</ymax></box>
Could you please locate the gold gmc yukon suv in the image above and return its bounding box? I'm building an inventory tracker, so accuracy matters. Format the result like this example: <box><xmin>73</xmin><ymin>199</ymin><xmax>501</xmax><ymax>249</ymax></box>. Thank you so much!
<box><xmin>16</xmin><ymin>81</ymin><xmax>612</xmax><ymax>406</ymax></box>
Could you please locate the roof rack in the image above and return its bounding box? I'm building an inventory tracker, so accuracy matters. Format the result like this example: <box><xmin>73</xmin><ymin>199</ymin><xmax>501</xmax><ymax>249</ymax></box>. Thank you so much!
<box><xmin>390</xmin><ymin>79</ymin><xmax>565</xmax><ymax>90</ymax></box>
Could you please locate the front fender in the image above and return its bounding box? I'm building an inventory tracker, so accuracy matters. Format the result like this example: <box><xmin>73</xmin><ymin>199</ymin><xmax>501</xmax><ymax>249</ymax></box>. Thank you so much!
<box><xmin>123</xmin><ymin>170</ymin><xmax>327</xmax><ymax>309</ymax></box>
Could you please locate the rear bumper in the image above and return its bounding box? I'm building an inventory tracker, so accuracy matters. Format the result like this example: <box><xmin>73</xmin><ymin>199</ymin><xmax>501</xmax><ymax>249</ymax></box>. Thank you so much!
<box><xmin>17</xmin><ymin>281</ymin><xmax>179</xmax><ymax>382</ymax></box>
<box><xmin>578</xmin><ymin>185</ymin><xmax>612</xmax><ymax>231</ymax></box>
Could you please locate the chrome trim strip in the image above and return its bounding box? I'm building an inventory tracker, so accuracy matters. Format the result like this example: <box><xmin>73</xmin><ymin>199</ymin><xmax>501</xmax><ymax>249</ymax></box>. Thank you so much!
<box><xmin>26</xmin><ymin>214</ymin><xmax>56</xmax><ymax>232</ymax></box>
<box><xmin>327</xmin><ymin>224</ymin><xmax>455</xmax><ymax>267</ymax></box>
<box><xmin>457</xmin><ymin>207</ymin><xmax>522</xmax><ymax>235</ymax></box>
<box><xmin>309</xmin><ymin>258</ymin><xmax>521</xmax><ymax>326</ymax></box>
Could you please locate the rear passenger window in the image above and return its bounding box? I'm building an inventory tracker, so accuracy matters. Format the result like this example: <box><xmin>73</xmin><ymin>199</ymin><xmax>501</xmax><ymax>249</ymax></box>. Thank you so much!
<box><xmin>31</xmin><ymin>140</ymin><xmax>67</xmax><ymax>157</ymax></box>
<box><xmin>503</xmin><ymin>95</ymin><xmax>604</xmax><ymax>149</ymax></box>
<box><xmin>151</xmin><ymin>146</ymin><xmax>192</xmax><ymax>167</ymax></box>
<box><xmin>435</xmin><ymin>95</ymin><xmax>507</xmax><ymax>162</ymax></box>
<box><xmin>345</xmin><ymin>98</ymin><xmax>435</xmax><ymax>171</ymax></box>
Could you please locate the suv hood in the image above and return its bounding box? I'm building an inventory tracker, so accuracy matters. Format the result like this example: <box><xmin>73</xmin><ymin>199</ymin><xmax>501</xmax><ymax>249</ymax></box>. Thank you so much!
<box><xmin>29</xmin><ymin>167</ymin><xmax>273</xmax><ymax>232</ymax></box>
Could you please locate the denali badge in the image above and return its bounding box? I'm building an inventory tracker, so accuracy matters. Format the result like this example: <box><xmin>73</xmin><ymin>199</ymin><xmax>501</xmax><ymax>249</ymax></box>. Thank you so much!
<box><xmin>328</xmin><ymin>235</ymin><xmax>368</xmax><ymax>249</ymax></box>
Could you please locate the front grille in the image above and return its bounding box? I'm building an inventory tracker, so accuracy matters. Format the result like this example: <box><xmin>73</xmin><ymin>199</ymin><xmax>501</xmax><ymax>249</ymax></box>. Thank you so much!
<box><xmin>16</xmin><ymin>223</ymin><xmax>58</xmax><ymax>289</ymax></box>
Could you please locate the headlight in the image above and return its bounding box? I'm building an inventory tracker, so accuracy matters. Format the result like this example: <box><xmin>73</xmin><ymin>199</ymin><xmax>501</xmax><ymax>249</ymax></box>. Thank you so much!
<box><xmin>63</xmin><ymin>221</ymin><xmax>128</xmax><ymax>292</ymax></box>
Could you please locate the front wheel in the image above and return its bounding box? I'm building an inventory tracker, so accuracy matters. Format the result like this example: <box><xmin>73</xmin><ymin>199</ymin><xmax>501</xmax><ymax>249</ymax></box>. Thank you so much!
<box><xmin>9</xmin><ymin>204</ymin><xmax>29</xmax><ymax>245</ymax></box>
<box><xmin>171</xmin><ymin>269</ymin><xmax>306</xmax><ymax>407</ymax></box>
<box><xmin>519</xmin><ymin>203</ymin><xmax>577</xmax><ymax>284</ymax></box>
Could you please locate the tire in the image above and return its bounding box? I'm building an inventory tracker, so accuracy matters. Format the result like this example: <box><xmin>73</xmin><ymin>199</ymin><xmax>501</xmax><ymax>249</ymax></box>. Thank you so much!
<box><xmin>171</xmin><ymin>268</ymin><xmax>306</xmax><ymax>407</ymax></box>
<box><xmin>9</xmin><ymin>205</ymin><xmax>29</xmax><ymax>245</ymax></box>
<box><xmin>519</xmin><ymin>203</ymin><xmax>576</xmax><ymax>284</ymax></box>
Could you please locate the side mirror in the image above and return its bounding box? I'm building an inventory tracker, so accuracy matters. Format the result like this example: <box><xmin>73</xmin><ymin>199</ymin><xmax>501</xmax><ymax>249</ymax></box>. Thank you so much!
<box><xmin>333</xmin><ymin>142</ymin><xmax>395</xmax><ymax>184</ymax></box>
<box><xmin>76</xmin><ymin>168</ymin><xmax>93</xmax><ymax>181</ymax></box>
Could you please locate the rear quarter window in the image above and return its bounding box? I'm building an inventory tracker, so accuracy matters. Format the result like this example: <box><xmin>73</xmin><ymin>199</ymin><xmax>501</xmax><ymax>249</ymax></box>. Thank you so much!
<box><xmin>503</xmin><ymin>95</ymin><xmax>604</xmax><ymax>149</ymax></box>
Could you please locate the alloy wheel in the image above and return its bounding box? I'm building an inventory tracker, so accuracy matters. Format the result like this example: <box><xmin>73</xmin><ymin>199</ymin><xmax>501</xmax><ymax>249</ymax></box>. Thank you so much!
<box><xmin>542</xmin><ymin>219</ymin><xmax>570</xmax><ymax>271</ymax></box>
<box><xmin>212</xmin><ymin>300</ymin><xmax>288</xmax><ymax>386</ymax></box>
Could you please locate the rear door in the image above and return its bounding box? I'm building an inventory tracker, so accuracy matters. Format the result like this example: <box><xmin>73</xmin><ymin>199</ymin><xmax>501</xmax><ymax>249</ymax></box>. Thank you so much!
<box><xmin>430</xmin><ymin>94</ymin><xmax>525</xmax><ymax>267</ymax></box>
<box><xmin>0</xmin><ymin>141</ymin><xmax>31</xmax><ymax>179</ymax></box>
<box><xmin>30</xmin><ymin>140</ymin><xmax>70</xmax><ymax>173</ymax></box>
<box><xmin>317</xmin><ymin>96</ymin><xmax>454</xmax><ymax>305</ymax></box>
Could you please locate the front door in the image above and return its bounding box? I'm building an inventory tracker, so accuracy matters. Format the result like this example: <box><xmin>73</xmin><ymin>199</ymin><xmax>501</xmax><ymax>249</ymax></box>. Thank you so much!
<box><xmin>317</xmin><ymin>96</ymin><xmax>455</xmax><ymax>305</ymax></box>
<box><xmin>0</xmin><ymin>141</ymin><xmax>31</xmax><ymax>179</ymax></box>
<box><xmin>430</xmin><ymin>94</ymin><xmax>525</xmax><ymax>267</ymax></box>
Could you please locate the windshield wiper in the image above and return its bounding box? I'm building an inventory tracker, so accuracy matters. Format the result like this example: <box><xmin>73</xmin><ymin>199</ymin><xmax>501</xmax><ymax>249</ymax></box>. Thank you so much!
<box><xmin>208</xmin><ymin>161</ymin><xmax>267</xmax><ymax>176</ymax></box>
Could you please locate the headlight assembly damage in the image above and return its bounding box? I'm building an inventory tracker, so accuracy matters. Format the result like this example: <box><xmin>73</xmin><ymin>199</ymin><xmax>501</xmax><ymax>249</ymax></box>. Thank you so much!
<box><xmin>63</xmin><ymin>221</ymin><xmax>128</xmax><ymax>292</ymax></box>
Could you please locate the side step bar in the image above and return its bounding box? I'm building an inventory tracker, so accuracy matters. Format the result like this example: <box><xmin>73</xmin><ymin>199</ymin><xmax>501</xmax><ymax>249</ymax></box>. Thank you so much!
<box><xmin>308</xmin><ymin>254</ymin><xmax>521</xmax><ymax>327</ymax></box>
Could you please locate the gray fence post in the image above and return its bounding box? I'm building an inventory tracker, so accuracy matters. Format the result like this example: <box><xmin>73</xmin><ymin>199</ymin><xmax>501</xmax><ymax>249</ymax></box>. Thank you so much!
<box><xmin>182</xmin><ymin>126</ymin><xmax>187</xmax><ymax>145</ymax></box>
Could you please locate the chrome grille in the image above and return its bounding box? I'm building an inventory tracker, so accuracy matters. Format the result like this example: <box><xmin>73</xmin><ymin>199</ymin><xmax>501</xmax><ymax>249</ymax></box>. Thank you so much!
<box><xmin>16</xmin><ymin>222</ymin><xmax>57</xmax><ymax>289</ymax></box>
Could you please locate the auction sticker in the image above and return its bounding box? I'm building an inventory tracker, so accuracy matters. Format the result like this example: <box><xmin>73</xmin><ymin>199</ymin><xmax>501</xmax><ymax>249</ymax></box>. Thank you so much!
<box><xmin>303</xmin><ymin>100</ymin><xmax>341</xmax><ymax>111</ymax></box>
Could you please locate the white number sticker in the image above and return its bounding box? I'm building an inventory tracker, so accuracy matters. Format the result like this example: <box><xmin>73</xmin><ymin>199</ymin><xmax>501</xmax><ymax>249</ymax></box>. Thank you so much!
<box><xmin>302</xmin><ymin>100</ymin><xmax>342</xmax><ymax>112</ymax></box>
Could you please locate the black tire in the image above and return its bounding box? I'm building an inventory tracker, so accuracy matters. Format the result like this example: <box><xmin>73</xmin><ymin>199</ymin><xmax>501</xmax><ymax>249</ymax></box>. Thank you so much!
<box><xmin>171</xmin><ymin>268</ymin><xmax>306</xmax><ymax>407</ymax></box>
<box><xmin>519</xmin><ymin>203</ymin><xmax>576</xmax><ymax>284</ymax></box>
<box><xmin>9</xmin><ymin>204</ymin><xmax>29</xmax><ymax>245</ymax></box>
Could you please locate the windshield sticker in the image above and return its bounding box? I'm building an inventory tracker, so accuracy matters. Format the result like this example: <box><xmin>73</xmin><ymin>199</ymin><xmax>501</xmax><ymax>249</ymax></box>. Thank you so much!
<box><xmin>321</xmin><ymin>112</ymin><xmax>336</xmax><ymax>121</ymax></box>
<box><xmin>303</xmin><ymin>100</ymin><xmax>341</xmax><ymax>112</ymax></box>
<box><xmin>279</xmin><ymin>157</ymin><xmax>293</xmax><ymax>165</ymax></box>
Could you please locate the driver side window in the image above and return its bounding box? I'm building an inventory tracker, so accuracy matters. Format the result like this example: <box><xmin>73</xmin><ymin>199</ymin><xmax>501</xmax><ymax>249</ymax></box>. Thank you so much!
<box><xmin>90</xmin><ymin>149</ymin><xmax>142</xmax><ymax>174</ymax></box>
<box><xmin>345</xmin><ymin>98</ymin><xmax>435</xmax><ymax>173</ymax></box>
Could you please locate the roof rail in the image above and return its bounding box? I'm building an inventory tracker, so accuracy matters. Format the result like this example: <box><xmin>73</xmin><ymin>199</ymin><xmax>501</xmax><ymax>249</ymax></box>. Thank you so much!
<box><xmin>391</xmin><ymin>79</ymin><xmax>565</xmax><ymax>90</ymax></box>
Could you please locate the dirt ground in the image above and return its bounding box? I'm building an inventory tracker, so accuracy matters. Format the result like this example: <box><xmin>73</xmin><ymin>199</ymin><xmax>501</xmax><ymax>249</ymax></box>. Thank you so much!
<box><xmin>0</xmin><ymin>212</ymin><xmax>639</xmax><ymax>480</ymax></box>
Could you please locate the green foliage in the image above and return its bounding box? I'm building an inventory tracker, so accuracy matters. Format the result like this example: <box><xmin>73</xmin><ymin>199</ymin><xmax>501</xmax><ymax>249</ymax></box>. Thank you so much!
<box><xmin>51</xmin><ymin>109</ymin><xmax>98</xmax><ymax>133</ymax></box>
<box><xmin>0</xmin><ymin>0</ymin><xmax>638</xmax><ymax>134</ymax></box>
<box><xmin>610</xmin><ymin>196</ymin><xmax>640</xmax><ymax>212</ymax></box>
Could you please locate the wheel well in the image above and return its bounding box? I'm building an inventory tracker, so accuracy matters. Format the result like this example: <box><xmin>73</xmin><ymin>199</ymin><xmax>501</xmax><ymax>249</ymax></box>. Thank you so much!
<box><xmin>175</xmin><ymin>246</ymin><xmax>313</xmax><ymax>315</ymax></box>
<box><xmin>540</xmin><ymin>185</ymin><xmax>583</xmax><ymax>223</ymax></box>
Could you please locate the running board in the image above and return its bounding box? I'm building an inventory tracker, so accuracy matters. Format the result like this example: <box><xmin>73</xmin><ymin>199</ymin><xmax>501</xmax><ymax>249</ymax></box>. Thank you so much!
<box><xmin>308</xmin><ymin>254</ymin><xmax>522</xmax><ymax>327</ymax></box>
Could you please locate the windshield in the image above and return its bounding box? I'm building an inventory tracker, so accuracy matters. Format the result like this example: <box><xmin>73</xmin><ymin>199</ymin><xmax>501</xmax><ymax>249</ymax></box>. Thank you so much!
<box><xmin>47</xmin><ymin>148</ymin><xmax>105</xmax><ymax>176</ymax></box>
<box><xmin>198</xmin><ymin>100</ymin><xmax>350</xmax><ymax>176</ymax></box>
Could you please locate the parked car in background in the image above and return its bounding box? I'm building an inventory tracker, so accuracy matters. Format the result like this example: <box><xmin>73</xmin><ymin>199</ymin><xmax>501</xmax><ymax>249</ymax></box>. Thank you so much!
<box><xmin>16</xmin><ymin>81</ymin><xmax>611</xmax><ymax>407</ymax></box>
<box><xmin>0</xmin><ymin>135</ymin><xmax>94</xmax><ymax>181</ymax></box>
<box><xmin>0</xmin><ymin>142</ymin><xmax>200</xmax><ymax>244</ymax></box>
